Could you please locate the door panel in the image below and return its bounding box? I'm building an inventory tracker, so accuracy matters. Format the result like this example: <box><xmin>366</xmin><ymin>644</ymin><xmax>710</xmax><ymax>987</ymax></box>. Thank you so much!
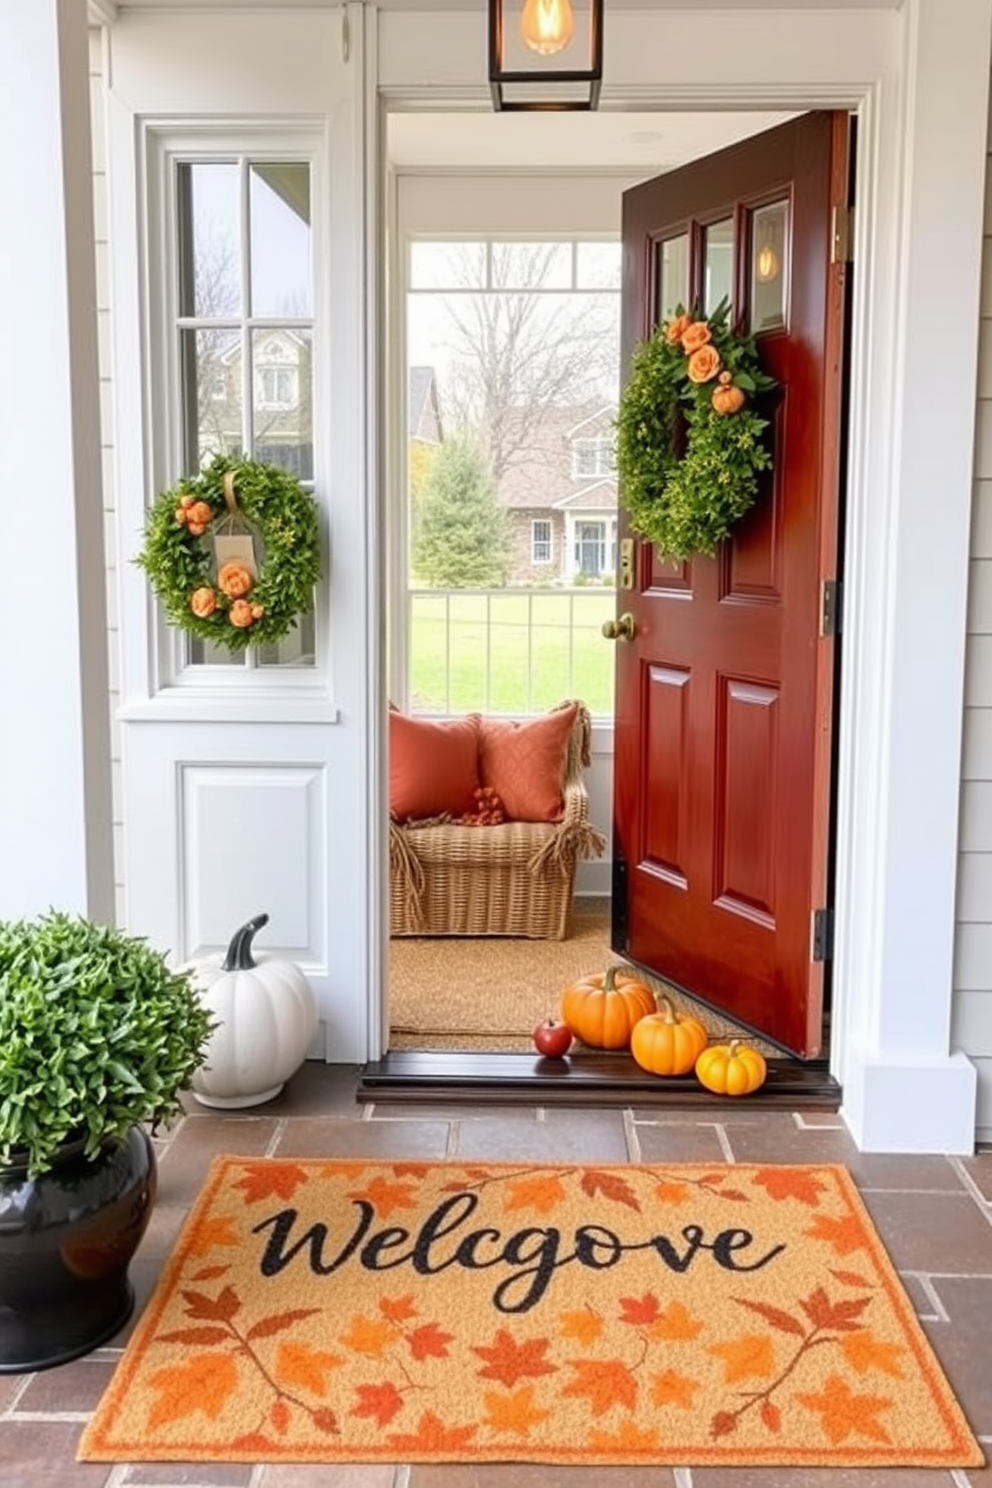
<box><xmin>612</xmin><ymin>112</ymin><xmax>850</xmax><ymax>1058</ymax></box>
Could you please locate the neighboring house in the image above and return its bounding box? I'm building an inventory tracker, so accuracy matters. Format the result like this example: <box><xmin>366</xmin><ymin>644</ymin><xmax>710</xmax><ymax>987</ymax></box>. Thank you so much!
<box><xmin>409</xmin><ymin>365</ymin><xmax>443</xmax><ymax>447</ymax></box>
<box><xmin>6</xmin><ymin>0</ymin><xmax>992</xmax><ymax>1156</ymax></box>
<box><xmin>205</xmin><ymin>328</ymin><xmax>314</xmax><ymax>478</ymax></box>
<box><xmin>498</xmin><ymin>404</ymin><xmax>618</xmax><ymax>584</ymax></box>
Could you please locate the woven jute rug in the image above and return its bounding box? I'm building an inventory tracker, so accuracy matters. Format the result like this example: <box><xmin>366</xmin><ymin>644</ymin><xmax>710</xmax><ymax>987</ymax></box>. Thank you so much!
<box><xmin>78</xmin><ymin>1157</ymin><xmax>981</xmax><ymax>1467</ymax></box>
<box><xmin>390</xmin><ymin>898</ymin><xmax>776</xmax><ymax>1054</ymax></box>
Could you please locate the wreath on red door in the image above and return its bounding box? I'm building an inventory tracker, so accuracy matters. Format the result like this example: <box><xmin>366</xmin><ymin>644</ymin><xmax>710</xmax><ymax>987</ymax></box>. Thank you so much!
<box><xmin>136</xmin><ymin>454</ymin><xmax>321</xmax><ymax>652</ymax></box>
<box><xmin>615</xmin><ymin>300</ymin><xmax>776</xmax><ymax>561</ymax></box>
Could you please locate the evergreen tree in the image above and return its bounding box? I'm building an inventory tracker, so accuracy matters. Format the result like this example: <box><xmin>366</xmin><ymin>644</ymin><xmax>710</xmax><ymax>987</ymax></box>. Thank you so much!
<box><xmin>411</xmin><ymin>436</ymin><xmax>509</xmax><ymax>588</ymax></box>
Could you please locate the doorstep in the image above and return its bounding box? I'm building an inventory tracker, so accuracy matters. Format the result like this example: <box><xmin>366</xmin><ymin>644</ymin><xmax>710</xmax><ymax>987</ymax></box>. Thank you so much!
<box><xmin>357</xmin><ymin>1049</ymin><xmax>841</xmax><ymax>1107</ymax></box>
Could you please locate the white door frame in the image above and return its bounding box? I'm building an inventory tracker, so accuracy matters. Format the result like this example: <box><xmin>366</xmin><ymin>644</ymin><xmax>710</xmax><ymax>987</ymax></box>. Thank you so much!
<box><xmin>368</xmin><ymin>0</ymin><xmax>991</xmax><ymax>1152</ymax></box>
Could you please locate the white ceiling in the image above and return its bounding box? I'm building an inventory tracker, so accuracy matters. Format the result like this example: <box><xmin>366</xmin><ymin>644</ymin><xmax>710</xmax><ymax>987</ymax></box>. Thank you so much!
<box><xmin>387</xmin><ymin>109</ymin><xmax>798</xmax><ymax>171</ymax></box>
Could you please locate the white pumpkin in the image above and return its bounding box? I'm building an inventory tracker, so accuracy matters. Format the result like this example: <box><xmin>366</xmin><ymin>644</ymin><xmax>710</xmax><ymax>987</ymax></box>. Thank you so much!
<box><xmin>189</xmin><ymin>914</ymin><xmax>318</xmax><ymax>1108</ymax></box>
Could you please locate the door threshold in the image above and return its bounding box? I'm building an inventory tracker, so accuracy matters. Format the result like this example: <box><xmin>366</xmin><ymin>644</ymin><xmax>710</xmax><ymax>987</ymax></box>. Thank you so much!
<box><xmin>358</xmin><ymin>1050</ymin><xmax>841</xmax><ymax>1108</ymax></box>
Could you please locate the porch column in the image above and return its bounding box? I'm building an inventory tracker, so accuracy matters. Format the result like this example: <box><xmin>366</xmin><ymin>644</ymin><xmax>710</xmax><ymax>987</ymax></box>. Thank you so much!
<box><xmin>837</xmin><ymin>0</ymin><xmax>991</xmax><ymax>1151</ymax></box>
<box><xmin>0</xmin><ymin>1</ymin><xmax>114</xmax><ymax>921</ymax></box>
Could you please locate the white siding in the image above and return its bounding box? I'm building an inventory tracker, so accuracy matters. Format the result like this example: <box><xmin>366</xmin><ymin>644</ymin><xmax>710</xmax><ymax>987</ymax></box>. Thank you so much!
<box><xmin>89</xmin><ymin>27</ymin><xmax>124</xmax><ymax>925</ymax></box>
<box><xmin>956</xmin><ymin>77</ymin><xmax>992</xmax><ymax>1144</ymax></box>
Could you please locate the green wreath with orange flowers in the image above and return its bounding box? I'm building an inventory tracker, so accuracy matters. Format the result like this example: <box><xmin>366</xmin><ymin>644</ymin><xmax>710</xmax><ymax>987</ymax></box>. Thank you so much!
<box><xmin>615</xmin><ymin>300</ymin><xmax>776</xmax><ymax>561</ymax></box>
<box><xmin>136</xmin><ymin>454</ymin><xmax>321</xmax><ymax>652</ymax></box>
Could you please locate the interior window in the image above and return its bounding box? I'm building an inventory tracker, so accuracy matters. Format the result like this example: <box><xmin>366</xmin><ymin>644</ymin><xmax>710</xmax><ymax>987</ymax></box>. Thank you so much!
<box><xmin>405</xmin><ymin>238</ymin><xmax>621</xmax><ymax>717</ymax></box>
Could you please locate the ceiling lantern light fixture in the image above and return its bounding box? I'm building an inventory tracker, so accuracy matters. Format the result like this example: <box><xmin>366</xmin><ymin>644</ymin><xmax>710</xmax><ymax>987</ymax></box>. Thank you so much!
<box><xmin>489</xmin><ymin>0</ymin><xmax>603</xmax><ymax>112</ymax></box>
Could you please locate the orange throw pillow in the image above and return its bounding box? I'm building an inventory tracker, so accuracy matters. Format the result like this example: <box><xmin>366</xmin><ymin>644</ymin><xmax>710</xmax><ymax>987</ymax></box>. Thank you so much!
<box><xmin>478</xmin><ymin>704</ymin><xmax>578</xmax><ymax>823</ymax></box>
<box><xmin>389</xmin><ymin>711</ymin><xmax>481</xmax><ymax>821</ymax></box>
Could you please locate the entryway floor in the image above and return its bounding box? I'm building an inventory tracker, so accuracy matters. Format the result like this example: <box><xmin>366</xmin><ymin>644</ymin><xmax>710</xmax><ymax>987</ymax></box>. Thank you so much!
<box><xmin>4</xmin><ymin>1060</ymin><xmax>992</xmax><ymax>1487</ymax></box>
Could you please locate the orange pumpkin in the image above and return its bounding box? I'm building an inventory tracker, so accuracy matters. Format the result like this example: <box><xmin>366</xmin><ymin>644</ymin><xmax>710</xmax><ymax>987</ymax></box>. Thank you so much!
<box><xmin>630</xmin><ymin>996</ymin><xmax>708</xmax><ymax>1077</ymax></box>
<box><xmin>695</xmin><ymin>1039</ymin><xmax>767</xmax><ymax>1096</ymax></box>
<box><xmin>712</xmin><ymin>381</ymin><xmax>746</xmax><ymax>415</ymax></box>
<box><xmin>560</xmin><ymin>965</ymin><xmax>655</xmax><ymax>1050</ymax></box>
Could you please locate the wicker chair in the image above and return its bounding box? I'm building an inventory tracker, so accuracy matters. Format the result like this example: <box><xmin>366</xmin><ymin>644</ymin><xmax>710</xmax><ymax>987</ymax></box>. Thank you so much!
<box><xmin>389</xmin><ymin>701</ymin><xmax>606</xmax><ymax>940</ymax></box>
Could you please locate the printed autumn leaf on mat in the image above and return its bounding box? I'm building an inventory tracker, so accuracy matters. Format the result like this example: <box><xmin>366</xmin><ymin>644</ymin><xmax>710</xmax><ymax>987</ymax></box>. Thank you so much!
<box><xmin>651</xmin><ymin>1369</ymin><xmax>701</xmax><ymax>1409</ymax></box>
<box><xmin>752</xmin><ymin>1167</ymin><xmax>830</xmax><ymax>1207</ymax></box>
<box><xmin>794</xmin><ymin>1373</ymin><xmax>895</xmax><ymax>1444</ymax></box>
<box><xmin>481</xmin><ymin>1385</ymin><xmax>552</xmax><ymax>1437</ymax></box>
<box><xmin>562</xmin><ymin>1358</ymin><xmax>638</xmax><ymax>1416</ymax></box>
<box><xmin>804</xmin><ymin>1210</ymin><xmax>871</xmax><ymax>1256</ymax></box>
<box><xmin>502</xmin><ymin>1174</ymin><xmax>567</xmax><ymax>1215</ymax></box>
<box><xmin>146</xmin><ymin>1351</ymin><xmax>239</xmax><ymax>1430</ymax></box>
<box><xmin>705</xmin><ymin>1287</ymin><xmax>877</xmax><ymax>1440</ymax></box>
<box><xmin>558</xmin><ymin>1306</ymin><xmax>603</xmax><ymax>1345</ymax></box>
<box><xmin>346</xmin><ymin>1175</ymin><xmax>420</xmax><ymax>1218</ymax></box>
<box><xmin>232</xmin><ymin>1162</ymin><xmax>313</xmax><ymax>1206</ymax></box>
<box><xmin>472</xmin><ymin>1329</ymin><xmax>558</xmax><ymax>1387</ymax></box>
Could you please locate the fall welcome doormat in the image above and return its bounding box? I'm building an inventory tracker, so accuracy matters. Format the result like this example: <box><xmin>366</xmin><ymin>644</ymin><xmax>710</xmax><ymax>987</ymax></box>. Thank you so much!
<box><xmin>79</xmin><ymin>1157</ymin><xmax>982</xmax><ymax>1468</ymax></box>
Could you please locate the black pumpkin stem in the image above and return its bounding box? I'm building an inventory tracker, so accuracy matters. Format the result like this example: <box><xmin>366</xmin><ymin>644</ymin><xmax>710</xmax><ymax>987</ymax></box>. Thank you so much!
<box><xmin>222</xmin><ymin>913</ymin><xmax>270</xmax><ymax>971</ymax></box>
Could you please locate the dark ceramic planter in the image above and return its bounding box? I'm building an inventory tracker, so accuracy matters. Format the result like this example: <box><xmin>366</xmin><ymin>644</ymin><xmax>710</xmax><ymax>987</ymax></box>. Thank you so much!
<box><xmin>0</xmin><ymin>1126</ymin><xmax>157</xmax><ymax>1372</ymax></box>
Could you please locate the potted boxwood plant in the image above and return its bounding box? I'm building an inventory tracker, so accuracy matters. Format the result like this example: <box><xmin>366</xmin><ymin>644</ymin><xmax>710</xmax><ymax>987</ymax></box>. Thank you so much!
<box><xmin>0</xmin><ymin>911</ymin><xmax>214</xmax><ymax>1373</ymax></box>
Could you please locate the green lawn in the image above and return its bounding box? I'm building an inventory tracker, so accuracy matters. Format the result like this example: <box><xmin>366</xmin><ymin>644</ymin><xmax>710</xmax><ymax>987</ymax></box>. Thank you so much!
<box><xmin>409</xmin><ymin>589</ymin><xmax>616</xmax><ymax>716</ymax></box>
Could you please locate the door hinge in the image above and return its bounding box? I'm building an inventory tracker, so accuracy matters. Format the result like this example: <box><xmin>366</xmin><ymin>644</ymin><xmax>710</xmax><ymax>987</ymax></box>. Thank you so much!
<box><xmin>821</xmin><ymin>578</ymin><xmax>843</xmax><ymax>637</ymax></box>
<box><xmin>812</xmin><ymin>907</ymin><xmax>834</xmax><ymax>963</ymax></box>
<box><xmin>831</xmin><ymin>203</ymin><xmax>854</xmax><ymax>264</ymax></box>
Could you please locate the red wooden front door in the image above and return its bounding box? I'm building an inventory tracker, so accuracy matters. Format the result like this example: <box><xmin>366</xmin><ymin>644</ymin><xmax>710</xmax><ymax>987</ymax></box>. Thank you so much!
<box><xmin>611</xmin><ymin>112</ymin><xmax>851</xmax><ymax>1058</ymax></box>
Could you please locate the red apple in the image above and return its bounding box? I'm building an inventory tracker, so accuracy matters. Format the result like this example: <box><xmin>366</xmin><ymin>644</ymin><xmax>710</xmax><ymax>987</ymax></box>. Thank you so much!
<box><xmin>532</xmin><ymin>1019</ymin><xmax>573</xmax><ymax>1058</ymax></box>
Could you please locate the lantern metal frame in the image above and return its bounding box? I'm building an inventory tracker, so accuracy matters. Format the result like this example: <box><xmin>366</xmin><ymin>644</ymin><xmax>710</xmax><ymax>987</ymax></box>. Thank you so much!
<box><xmin>488</xmin><ymin>0</ymin><xmax>603</xmax><ymax>112</ymax></box>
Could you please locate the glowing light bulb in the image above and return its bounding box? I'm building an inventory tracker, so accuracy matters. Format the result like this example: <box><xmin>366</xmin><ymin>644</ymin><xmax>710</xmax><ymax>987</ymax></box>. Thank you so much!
<box><xmin>520</xmin><ymin>0</ymin><xmax>574</xmax><ymax>55</ymax></box>
<box><xmin>756</xmin><ymin>243</ymin><xmax>779</xmax><ymax>283</ymax></box>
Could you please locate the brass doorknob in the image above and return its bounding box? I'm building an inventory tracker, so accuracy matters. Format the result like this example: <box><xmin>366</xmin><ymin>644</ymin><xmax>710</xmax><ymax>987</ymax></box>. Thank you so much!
<box><xmin>601</xmin><ymin>612</ymin><xmax>636</xmax><ymax>642</ymax></box>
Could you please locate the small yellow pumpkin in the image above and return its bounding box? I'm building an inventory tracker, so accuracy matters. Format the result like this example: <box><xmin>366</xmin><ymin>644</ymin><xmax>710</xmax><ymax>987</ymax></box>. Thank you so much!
<box><xmin>711</xmin><ymin>381</ymin><xmax>746</xmax><ymax>416</ymax></box>
<box><xmin>695</xmin><ymin>1038</ymin><xmax>767</xmax><ymax>1096</ymax></box>
<box><xmin>560</xmin><ymin>965</ymin><xmax>656</xmax><ymax>1050</ymax></box>
<box><xmin>630</xmin><ymin>996</ymin><xmax>709</xmax><ymax>1077</ymax></box>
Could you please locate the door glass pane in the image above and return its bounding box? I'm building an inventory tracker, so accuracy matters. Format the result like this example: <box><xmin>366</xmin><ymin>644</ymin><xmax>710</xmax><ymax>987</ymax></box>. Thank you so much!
<box><xmin>750</xmin><ymin>200</ymin><xmax>789</xmax><ymax>332</ymax></box>
<box><xmin>703</xmin><ymin>217</ymin><xmax>733</xmax><ymax>315</ymax></box>
<box><xmin>176</xmin><ymin>163</ymin><xmax>241</xmax><ymax>319</ymax></box>
<box><xmin>249</xmin><ymin>163</ymin><xmax>312</xmax><ymax>318</ymax></box>
<box><xmin>251</xmin><ymin>328</ymin><xmax>313</xmax><ymax>480</ymax></box>
<box><xmin>657</xmin><ymin>234</ymin><xmax>689</xmax><ymax>322</ymax></box>
<box><xmin>181</xmin><ymin>328</ymin><xmax>242</xmax><ymax>469</ymax></box>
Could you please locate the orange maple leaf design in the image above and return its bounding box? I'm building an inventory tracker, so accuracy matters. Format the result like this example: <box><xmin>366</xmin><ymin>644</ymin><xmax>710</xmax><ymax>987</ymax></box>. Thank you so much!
<box><xmin>650</xmin><ymin>1369</ymin><xmax>700</xmax><ymax>1409</ymax></box>
<box><xmin>619</xmin><ymin>1292</ymin><xmax>659</xmax><ymax>1326</ymax></box>
<box><xmin>273</xmin><ymin>1341</ymin><xmax>344</xmax><ymax>1396</ymax></box>
<box><xmin>562</xmin><ymin>1359</ymin><xmax>637</xmax><ymax>1417</ymax></box>
<box><xmin>734</xmin><ymin>1298</ymin><xmax>806</xmax><ymax>1337</ymax></box>
<box><xmin>794</xmin><ymin>1372</ymin><xmax>894</xmax><ymax>1444</ymax></box>
<box><xmin>146</xmin><ymin>1351</ymin><xmax>239</xmax><ymax>1431</ymax></box>
<box><xmin>588</xmin><ymin>1419</ymin><xmax>660</xmax><ymax>1451</ymax></box>
<box><xmin>580</xmin><ymin>1169</ymin><xmax>642</xmax><ymax>1211</ymax></box>
<box><xmin>339</xmin><ymin>1314</ymin><xmax>400</xmax><ymax>1357</ymax></box>
<box><xmin>386</xmin><ymin>1410</ymin><xmax>478</xmax><ymax>1452</ymax></box>
<box><xmin>346</xmin><ymin>1176</ymin><xmax>419</xmax><ymax>1219</ymax></box>
<box><xmin>708</xmin><ymin>1333</ymin><xmax>776</xmax><ymax>1383</ymax></box>
<box><xmin>648</xmin><ymin>1300</ymin><xmax>704</xmax><ymax>1342</ymax></box>
<box><xmin>502</xmin><ymin>1175</ymin><xmax>567</xmax><ymax>1215</ymax></box>
<box><xmin>180</xmin><ymin>1285</ymin><xmax>240</xmax><ymax>1324</ymax></box>
<box><xmin>830</xmin><ymin>1267</ymin><xmax>873</xmax><ymax>1289</ymax></box>
<box><xmin>246</xmin><ymin>1308</ymin><xmax>321</xmax><ymax>1342</ymax></box>
<box><xmin>803</xmin><ymin>1212</ymin><xmax>869</xmax><ymax>1256</ymax></box>
<box><xmin>472</xmin><ymin>1329</ymin><xmax>558</xmax><ymax>1388</ymax></box>
<box><xmin>232</xmin><ymin>1162</ymin><xmax>311</xmax><ymax>1205</ymax></box>
<box><xmin>379</xmin><ymin>1294</ymin><xmax>418</xmax><ymax>1323</ymax></box>
<box><xmin>752</xmin><ymin>1167</ymin><xmax>830</xmax><ymax>1207</ymax></box>
<box><xmin>349</xmin><ymin>1381</ymin><xmax>406</xmax><ymax>1427</ymax></box>
<box><xmin>190</xmin><ymin>1264</ymin><xmax>231</xmax><ymax>1282</ymax></box>
<box><xmin>407</xmin><ymin>1322</ymin><xmax>454</xmax><ymax>1361</ymax></box>
<box><xmin>653</xmin><ymin>1180</ymin><xmax>690</xmax><ymax>1205</ymax></box>
<box><xmin>481</xmin><ymin>1385</ymin><xmax>552</xmax><ymax>1437</ymax></box>
<box><xmin>558</xmin><ymin>1307</ymin><xmax>603</xmax><ymax>1345</ymax></box>
<box><xmin>799</xmin><ymin>1287</ymin><xmax>872</xmax><ymax>1333</ymax></box>
<box><xmin>187</xmin><ymin>1215</ymin><xmax>242</xmax><ymax>1258</ymax></box>
<box><xmin>840</xmin><ymin>1331</ymin><xmax>907</xmax><ymax>1379</ymax></box>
